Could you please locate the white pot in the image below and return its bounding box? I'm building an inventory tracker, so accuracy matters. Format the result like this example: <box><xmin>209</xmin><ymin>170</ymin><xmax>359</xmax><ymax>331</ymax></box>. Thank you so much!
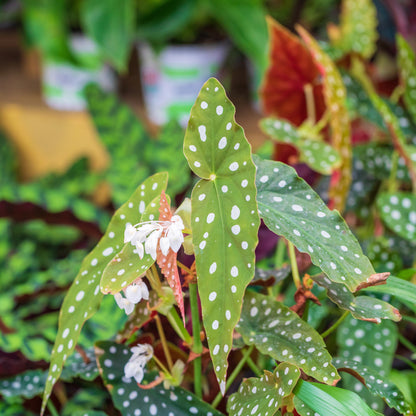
<box><xmin>42</xmin><ymin>35</ymin><xmax>117</xmax><ymax>111</ymax></box>
<box><xmin>138</xmin><ymin>42</ymin><xmax>229</xmax><ymax>126</ymax></box>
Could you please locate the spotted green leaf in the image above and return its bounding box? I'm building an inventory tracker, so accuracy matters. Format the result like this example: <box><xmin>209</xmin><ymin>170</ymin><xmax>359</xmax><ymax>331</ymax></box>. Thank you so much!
<box><xmin>0</xmin><ymin>369</ymin><xmax>46</xmax><ymax>400</ymax></box>
<box><xmin>260</xmin><ymin>118</ymin><xmax>341</xmax><ymax>175</ymax></box>
<box><xmin>329</xmin><ymin>0</ymin><xmax>377</xmax><ymax>59</ymax></box>
<box><xmin>255</xmin><ymin>156</ymin><xmax>375</xmax><ymax>292</ymax></box>
<box><xmin>366</xmin><ymin>237</ymin><xmax>403</xmax><ymax>274</ymax></box>
<box><xmin>236</xmin><ymin>291</ymin><xmax>339</xmax><ymax>384</ymax></box>
<box><xmin>41</xmin><ymin>172</ymin><xmax>168</xmax><ymax>414</ymax></box>
<box><xmin>298</xmin><ymin>26</ymin><xmax>351</xmax><ymax>212</ymax></box>
<box><xmin>253</xmin><ymin>265</ymin><xmax>291</xmax><ymax>285</ymax></box>
<box><xmin>397</xmin><ymin>34</ymin><xmax>416</xmax><ymax>125</ymax></box>
<box><xmin>294</xmin><ymin>396</ymin><xmax>320</xmax><ymax>416</ymax></box>
<box><xmin>95</xmin><ymin>341</ymin><xmax>223</xmax><ymax>416</ymax></box>
<box><xmin>334</xmin><ymin>358</ymin><xmax>413</xmax><ymax>415</ymax></box>
<box><xmin>377</xmin><ymin>192</ymin><xmax>416</xmax><ymax>241</ymax></box>
<box><xmin>61</xmin><ymin>347</ymin><xmax>99</xmax><ymax>381</ymax></box>
<box><xmin>227</xmin><ymin>362</ymin><xmax>300</xmax><ymax>416</ymax></box>
<box><xmin>183</xmin><ymin>78</ymin><xmax>260</xmax><ymax>393</ymax></box>
<box><xmin>312</xmin><ymin>274</ymin><xmax>400</xmax><ymax>322</ymax></box>
<box><xmin>336</xmin><ymin>316</ymin><xmax>398</xmax><ymax>413</ymax></box>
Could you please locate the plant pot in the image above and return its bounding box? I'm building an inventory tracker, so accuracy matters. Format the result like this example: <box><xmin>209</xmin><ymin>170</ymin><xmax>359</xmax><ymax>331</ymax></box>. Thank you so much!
<box><xmin>42</xmin><ymin>35</ymin><xmax>116</xmax><ymax>111</ymax></box>
<box><xmin>138</xmin><ymin>42</ymin><xmax>229</xmax><ymax>126</ymax></box>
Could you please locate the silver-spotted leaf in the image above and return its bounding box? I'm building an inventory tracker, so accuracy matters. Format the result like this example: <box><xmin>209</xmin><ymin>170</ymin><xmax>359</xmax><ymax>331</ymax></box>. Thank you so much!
<box><xmin>41</xmin><ymin>172</ymin><xmax>168</xmax><ymax>414</ymax></box>
<box><xmin>236</xmin><ymin>291</ymin><xmax>339</xmax><ymax>384</ymax></box>
<box><xmin>61</xmin><ymin>347</ymin><xmax>99</xmax><ymax>381</ymax></box>
<box><xmin>227</xmin><ymin>362</ymin><xmax>300</xmax><ymax>416</ymax></box>
<box><xmin>253</xmin><ymin>265</ymin><xmax>291</xmax><ymax>286</ymax></box>
<box><xmin>397</xmin><ymin>34</ymin><xmax>416</xmax><ymax>125</ymax></box>
<box><xmin>294</xmin><ymin>396</ymin><xmax>321</xmax><ymax>416</ymax></box>
<box><xmin>377</xmin><ymin>192</ymin><xmax>416</xmax><ymax>242</ymax></box>
<box><xmin>183</xmin><ymin>78</ymin><xmax>260</xmax><ymax>393</ymax></box>
<box><xmin>0</xmin><ymin>369</ymin><xmax>46</xmax><ymax>400</ymax></box>
<box><xmin>95</xmin><ymin>341</ymin><xmax>223</xmax><ymax>416</ymax></box>
<box><xmin>260</xmin><ymin>117</ymin><xmax>341</xmax><ymax>175</ymax></box>
<box><xmin>254</xmin><ymin>156</ymin><xmax>375</xmax><ymax>292</ymax></box>
<box><xmin>334</xmin><ymin>358</ymin><xmax>413</xmax><ymax>414</ymax></box>
<box><xmin>312</xmin><ymin>274</ymin><xmax>400</xmax><ymax>322</ymax></box>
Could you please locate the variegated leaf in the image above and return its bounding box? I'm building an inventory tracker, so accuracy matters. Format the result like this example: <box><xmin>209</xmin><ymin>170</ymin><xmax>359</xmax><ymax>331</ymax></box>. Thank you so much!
<box><xmin>377</xmin><ymin>192</ymin><xmax>416</xmax><ymax>242</ymax></box>
<box><xmin>260</xmin><ymin>117</ymin><xmax>341</xmax><ymax>174</ymax></box>
<box><xmin>0</xmin><ymin>369</ymin><xmax>46</xmax><ymax>400</ymax></box>
<box><xmin>312</xmin><ymin>274</ymin><xmax>400</xmax><ymax>322</ymax></box>
<box><xmin>255</xmin><ymin>156</ymin><xmax>376</xmax><ymax>292</ymax></box>
<box><xmin>95</xmin><ymin>341</ymin><xmax>222</xmax><ymax>416</ymax></box>
<box><xmin>397</xmin><ymin>34</ymin><xmax>416</xmax><ymax>125</ymax></box>
<box><xmin>236</xmin><ymin>291</ymin><xmax>339</xmax><ymax>385</ymax></box>
<box><xmin>334</xmin><ymin>358</ymin><xmax>413</xmax><ymax>415</ymax></box>
<box><xmin>298</xmin><ymin>26</ymin><xmax>352</xmax><ymax>212</ymax></box>
<box><xmin>227</xmin><ymin>362</ymin><xmax>300</xmax><ymax>416</ymax></box>
<box><xmin>41</xmin><ymin>172</ymin><xmax>168</xmax><ymax>414</ymax></box>
<box><xmin>183</xmin><ymin>78</ymin><xmax>260</xmax><ymax>393</ymax></box>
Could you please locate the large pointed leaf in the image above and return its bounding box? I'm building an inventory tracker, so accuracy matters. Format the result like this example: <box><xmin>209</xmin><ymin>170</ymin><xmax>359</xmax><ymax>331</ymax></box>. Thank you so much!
<box><xmin>333</xmin><ymin>358</ymin><xmax>413</xmax><ymax>415</ymax></box>
<box><xmin>236</xmin><ymin>291</ymin><xmax>339</xmax><ymax>384</ymax></box>
<box><xmin>260</xmin><ymin>117</ymin><xmax>341</xmax><ymax>174</ymax></box>
<box><xmin>254</xmin><ymin>156</ymin><xmax>376</xmax><ymax>292</ymax></box>
<box><xmin>397</xmin><ymin>34</ymin><xmax>416</xmax><ymax>125</ymax></box>
<box><xmin>328</xmin><ymin>0</ymin><xmax>378</xmax><ymax>59</ymax></box>
<box><xmin>377</xmin><ymin>192</ymin><xmax>416</xmax><ymax>242</ymax></box>
<box><xmin>312</xmin><ymin>274</ymin><xmax>400</xmax><ymax>322</ymax></box>
<box><xmin>227</xmin><ymin>362</ymin><xmax>300</xmax><ymax>416</ymax></box>
<box><xmin>95</xmin><ymin>341</ymin><xmax>223</xmax><ymax>416</ymax></box>
<box><xmin>41</xmin><ymin>173</ymin><xmax>168</xmax><ymax>414</ymax></box>
<box><xmin>298</xmin><ymin>26</ymin><xmax>352</xmax><ymax>212</ymax></box>
<box><xmin>183</xmin><ymin>77</ymin><xmax>260</xmax><ymax>393</ymax></box>
<box><xmin>260</xmin><ymin>18</ymin><xmax>325</xmax><ymax>126</ymax></box>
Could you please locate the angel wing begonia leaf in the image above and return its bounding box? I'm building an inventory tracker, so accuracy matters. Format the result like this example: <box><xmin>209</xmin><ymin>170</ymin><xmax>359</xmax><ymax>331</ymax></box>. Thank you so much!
<box><xmin>312</xmin><ymin>274</ymin><xmax>400</xmax><ymax>322</ymax></box>
<box><xmin>41</xmin><ymin>172</ymin><xmax>167</xmax><ymax>414</ymax></box>
<box><xmin>260</xmin><ymin>117</ymin><xmax>341</xmax><ymax>174</ymax></box>
<box><xmin>236</xmin><ymin>291</ymin><xmax>339</xmax><ymax>385</ymax></box>
<box><xmin>333</xmin><ymin>358</ymin><xmax>413</xmax><ymax>415</ymax></box>
<box><xmin>183</xmin><ymin>77</ymin><xmax>260</xmax><ymax>394</ymax></box>
<box><xmin>95</xmin><ymin>341</ymin><xmax>223</xmax><ymax>416</ymax></box>
<box><xmin>260</xmin><ymin>17</ymin><xmax>325</xmax><ymax>126</ymax></box>
<box><xmin>328</xmin><ymin>0</ymin><xmax>378</xmax><ymax>59</ymax></box>
<box><xmin>254</xmin><ymin>156</ymin><xmax>376</xmax><ymax>292</ymax></box>
<box><xmin>298</xmin><ymin>26</ymin><xmax>352</xmax><ymax>212</ymax></box>
<box><xmin>227</xmin><ymin>362</ymin><xmax>300</xmax><ymax>416</ymax></box>
<box><xmin>397</xmin><ymin>34</ymin><xmax>416</xmax><ymax>125</ymax></box>
<box><xmin>377</xmin><ymin>192</ymin><xmax>416</xmax><ymax>242</ymax></box>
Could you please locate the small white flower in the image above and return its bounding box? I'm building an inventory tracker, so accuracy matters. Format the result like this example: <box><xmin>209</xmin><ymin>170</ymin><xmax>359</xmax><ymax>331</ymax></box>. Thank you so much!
<box><xmin>135</xmin><ymin>241</ymin><xmax>144</xmax><ymax>259</ymax></box>
<box><xmin>124</xmin><ymin>223</ymin><xmax>137</xmax><ymax>244</ymax></box>
<box><xmin>159</xmin><ymin>236</ymin><xmax>170</xmax><ymax>256</ymax></box>
<box><xmin>114</xmin><ymin>280</ymin><xmax>149</xmax><ymax>315</ymax></box>
<box><xmin>124</xmin><ymin>344</ymin><xmax>153</xmax><ymax>384</ymax></box>
<box><xmin>114</xmin><ymin>292</ymin><xmax>135</xmax><ymax>315</ymax></box>
<box><xmin>167</xmin><ymin>226</ymin><xmax>184</xmax><ymax>253</ymax></box>
<box><xmin>145</xmin><ymin>229</ymin><xmax>162</xmax><ymax>260</ymax></box>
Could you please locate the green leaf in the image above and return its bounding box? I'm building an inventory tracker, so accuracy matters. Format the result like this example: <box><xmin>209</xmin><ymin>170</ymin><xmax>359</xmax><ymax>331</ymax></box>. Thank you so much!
<box><xmin>183</xmin><ymin>78</ymin><xmax>260</xmax><ymax>392</ymax></box>
<box><xmin>227</xmin><ymin>362</ymin><xmax>300</xmax><ymax>416</ymax></box>
<box><xmin>95</xmin><ymin>341</ymin><xmax>223</xmax><ymax>416</ymax></box>
<box><xmin>80</xmin><ymin>0</ymin><xmax>135</xmax><ymax>70</ymax></box>
<box><xmin>61</xmin><ymin>348</ymin><xmax>99</xmax><ymax>381</ymax></box>
<box><xmin>389</xmin><ymin>370</ymin><xmax>416</xmax><ymax>414</ymax></box>
<box><xmin>253</xmin><ymin>265</ymin><xmax>291</xmax><ymax>285</ymax></box>
<box><xmin>377</xmin><ymin>192</ymin><xmax>416</xmax><ymax>241</ymax></box>
<box><xmin>397</xmin><ymin>34</ymin><xmax>416</xmax><ymax>125</ymax></box>
<box><xmin>237</xmin><ymin>291</ymin><xmax>339</xmax><ymax>384</ymax></box>
<box><xmin>41</xmin><ymin>173</ymin><xmax>168</xmax><ymax>413</ymax></box>
<box><xmin>334</xmin><ymin>358</ymin><xmax>413</xmax><ymax>414</ymax></box>
<box><xmin>312</xmin><ymin>274</ymin><xmax>400</xmax><ymax>322</ymax></box>
<box><xmin>254</xmin><ymin>156</ymin><xmax>376</xmax><ymax>292</ymax></box>
<box><xmin>294</xmin><ymin>380</ymin><xmax>382</xmax><ymax>416</ymax></box>
<box><xmin>0</xmin><ymin>369</ymin><xmax>47</xmax><ymax>400</ymax></box>
<box><xmin>260</xmin><ymin>118</ymin><xmax>341</xmax><ymax>174</ymax></box>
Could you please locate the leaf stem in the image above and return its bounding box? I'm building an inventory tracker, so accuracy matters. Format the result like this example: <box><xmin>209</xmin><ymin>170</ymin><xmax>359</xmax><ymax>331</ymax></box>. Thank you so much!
<box><xmin>320</xmin><ymin>310</ymin><xmax>349</xmax><ymax>338</ymax></box>
<box><xmin>155</xmin><ymin>314</ymin><xmax>173</xmax><ymax>371</ymax></box>
<box><xmin>211</xmin><ymin>345</ymin><xmax>255</xmax><ymax>408</ymax></box>
<box><xmin>189</xmin><ymin>282</ymin><xmax>203</xmax><ymax>398</ymax></box>
<box><xmin>274</xmin><ymin>237</ymin><xmax>286</xmax><ymax>268</ymax></box>
<box><xmin>152</xmin><ymin>353</ymin><xmax>170</xmax><ymax>374</ymax></box>
<box><xmin>146</xmin><ymin>265</ymin><xmax>164</xmax><ymax>297</ymax></box>
<box><xmin>46</xmin><ymin>400</ymin><xmax>59</xmax><ymax>416</ymax></box>
<box><xmin>287</xmin><ymin>240</ymin><xmax>301</xmax><ymax>289</ymax></box>
<box><xmin>246</xmin><ymin>355</ymin><xmax>262</xmax><ymax>377</ymax></box>
<box><xmin>167</xmin><ymin>308</ymin><xmax>192</xmax><ymax>345</ymax></box>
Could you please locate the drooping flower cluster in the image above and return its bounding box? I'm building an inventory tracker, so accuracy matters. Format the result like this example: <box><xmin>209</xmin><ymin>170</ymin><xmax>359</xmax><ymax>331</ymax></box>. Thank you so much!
<box><xmin>114</xmin><ymin>279</ymin><xmax>149</xmax><ymax>315</ymax></box>
<box><xmin>124</xmin><ymin>344</ymin><xmax>154</xmax><ymax>384</ymax></box>
<box><xmin>124</xmin><ymin>215</ymin><xmax>185</xmax><ymax>260</ymax></box>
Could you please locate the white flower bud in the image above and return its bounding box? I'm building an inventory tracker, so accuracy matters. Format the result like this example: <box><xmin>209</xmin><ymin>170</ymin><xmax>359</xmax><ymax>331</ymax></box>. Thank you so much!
<box><xmin>124</xmin><ymin>223</ymin><xmax>137</xmax><ymax>244</ymax></box>
<box><xmin>145</xmin><ymin>229</ymin><xmax>162</xmax><ymax>260</ymax></box>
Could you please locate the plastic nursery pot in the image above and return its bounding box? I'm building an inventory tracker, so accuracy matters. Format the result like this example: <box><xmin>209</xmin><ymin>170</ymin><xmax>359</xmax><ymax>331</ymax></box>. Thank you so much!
<box><xmin>42</xmin><ymin>35</ymin><xmax>117</xmax><ymax>111</ymax></box>
<box><xmin>138</xmin><ymin>42</ymin><xmax>229</xmax><ymax>127</ymax></box>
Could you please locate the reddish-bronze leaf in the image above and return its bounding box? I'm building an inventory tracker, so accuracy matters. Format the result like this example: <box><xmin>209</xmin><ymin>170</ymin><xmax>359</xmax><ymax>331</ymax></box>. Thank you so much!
<box><xmin>260</xmin><ymin>17</ymin><xmax>325</xmax><ymax>127</ymax></box>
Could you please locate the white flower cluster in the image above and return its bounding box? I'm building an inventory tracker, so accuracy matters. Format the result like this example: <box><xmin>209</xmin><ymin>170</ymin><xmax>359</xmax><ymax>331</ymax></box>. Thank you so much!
<box><xmin>124</xmin><ymin>344</ymin><xmax>154</xmax><ymax>384</ymax></box>
<box><xmin>124</xmin><ymin>215</ymin><xmax>185</xmax><ymax>261</ymax></box>
<box><xmin>114</xmin><ymin>280</ymin><xmax>149</xmax><ymax>315</ymax></box>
